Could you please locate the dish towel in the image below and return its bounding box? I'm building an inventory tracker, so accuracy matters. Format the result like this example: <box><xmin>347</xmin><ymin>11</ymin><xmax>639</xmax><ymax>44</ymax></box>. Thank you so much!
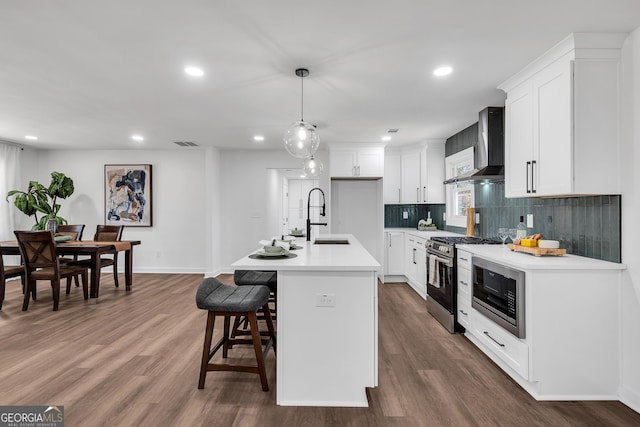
<box><xmin>428</xmin><ymin>254</ymin><xmax>440</xmax><ymax>288</ymax></box>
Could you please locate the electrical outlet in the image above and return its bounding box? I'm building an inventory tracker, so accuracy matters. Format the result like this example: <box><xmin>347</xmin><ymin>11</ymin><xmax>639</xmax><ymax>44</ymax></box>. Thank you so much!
<box><xmin>475</xmin><ymin>212</ymin><xmax>480</xmax><ymax>224</ymax></box>
<box><xmin>443</xmin><ymin>212</ymin><xmax>446</xmax><ymax>221</ymax></box>
<box><xmin>316</xmin><ymin>293</ymin><xmax>336</xmax><ymax>307</ymax></box>
<box><xmin>403</xmin><ymin>211</ymin><xmax>409</xmax><ymax>219</ymax></box>
<box><xmin>527</xmin><ymin>214</ymin><xmax>534</xmax><ymax>228</ymax></box>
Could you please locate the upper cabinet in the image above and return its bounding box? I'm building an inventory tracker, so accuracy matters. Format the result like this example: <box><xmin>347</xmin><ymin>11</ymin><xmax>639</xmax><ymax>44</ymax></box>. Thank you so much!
<box><xmin>383</xmin><ymin>153</ymin><xmax>401</xmax><ymax>204</ymax></box>
<box><xmin>421</xmin><ymin>143</ymin><xmax>445</xmax><ymax>204</ymax></box>
<box><xmin>329</xmin><ymin>145</ymin><xmax>384</xmax><ymax>178</ymax></box>
<box><xmin>499</xmin><ymin>33</ymin><xmax>625</xmax><ymax>198</ymax></box>
<box><xmin>384</xmin><ymin>141</ymin><xmax>445</xmax><ymax>204</ymax></box>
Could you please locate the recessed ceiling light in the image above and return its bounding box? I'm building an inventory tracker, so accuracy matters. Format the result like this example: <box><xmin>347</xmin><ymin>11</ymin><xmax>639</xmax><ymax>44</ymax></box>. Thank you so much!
<box><xmin>25</xmin><ymin>135</ymin><xmax>38</xmax><ymax>140</ymax></box>
<box><xmin>253</xmin><ymin>135</ymin><xmax>265</xmax><ymax>142</ymax></box>
<box><xmin>131</xmin><ymin>134</ymin><xmax>144</xmax><ymax>142</ymax></box>
<box><xmin>184</xmin><ymin>66</ymin><xmax>204</xmax><ymax>77</ymax></box>
<box><xmin>433</xmin><ymin>66</ymin><xmax>453</xmax><ymax>77</ymax></box>
<box><xmin>381</xmin><ymin>135</ymin><xmax>392</xmax><ymax>141</ymax></box>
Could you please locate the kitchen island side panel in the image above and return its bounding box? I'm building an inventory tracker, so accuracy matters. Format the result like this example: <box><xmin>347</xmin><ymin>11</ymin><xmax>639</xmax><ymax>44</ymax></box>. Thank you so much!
<box><xmin>276</xmin><ymin>270</ymin><xmax>377</xmax><ymax>407</ymax></box>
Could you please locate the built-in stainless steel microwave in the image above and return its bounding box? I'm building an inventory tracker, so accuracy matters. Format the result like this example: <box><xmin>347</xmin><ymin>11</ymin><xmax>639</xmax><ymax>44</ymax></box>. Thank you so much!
<box><xmin>472</xmin><ymin>256</ymin><xmax>525</xmax><ymax>338</ymax></box>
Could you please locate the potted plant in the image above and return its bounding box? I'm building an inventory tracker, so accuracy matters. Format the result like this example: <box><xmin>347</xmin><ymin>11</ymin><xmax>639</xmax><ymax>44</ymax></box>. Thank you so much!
<box><xmin>6</xmin><ymin>171</ymin><xmax>75</xmax><ymax>230</ymax></box>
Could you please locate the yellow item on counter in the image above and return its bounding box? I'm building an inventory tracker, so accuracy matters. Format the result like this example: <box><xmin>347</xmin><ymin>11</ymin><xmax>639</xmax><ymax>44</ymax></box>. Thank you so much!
<box><xmin>521</xmin><ymin>238</ymin><xmax>538</xmax><ymax>247</ymax></box>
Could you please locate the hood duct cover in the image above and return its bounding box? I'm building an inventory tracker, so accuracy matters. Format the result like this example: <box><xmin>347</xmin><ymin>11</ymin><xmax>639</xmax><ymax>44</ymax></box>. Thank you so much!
<box><xmin>444</xmin><ymin>107</ymin><xmax>504</xmax><ymax>184</ymax></box>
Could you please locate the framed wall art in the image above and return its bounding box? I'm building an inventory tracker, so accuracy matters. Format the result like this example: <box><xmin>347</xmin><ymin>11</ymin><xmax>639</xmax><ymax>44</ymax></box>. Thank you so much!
<box><xmin>104</xmin><ymin>164</ymin><xmax>152</xmax><ymax>227</ymax></box>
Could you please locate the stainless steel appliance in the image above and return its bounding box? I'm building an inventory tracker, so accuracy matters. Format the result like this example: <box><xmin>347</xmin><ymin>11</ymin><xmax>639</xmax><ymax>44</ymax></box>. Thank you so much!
<box><xmin>425</xmin><ymin>236</ymin><xmax>500</xmax><ymax>333</ymax></box>
<box><xmin>443</xmin><ymin>107</ymin><xmax>505</xmax><ymax>184</ymax></box>
<box><xmin>472</xmin><ymin>256</ymin><xmax>525</xmax><ymax>338</ymax></box>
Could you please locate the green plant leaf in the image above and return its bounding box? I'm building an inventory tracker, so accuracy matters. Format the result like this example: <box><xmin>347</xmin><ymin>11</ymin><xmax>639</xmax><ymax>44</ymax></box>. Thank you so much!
<box><xmin>49</xmin><ymin>171</ymin><xmax>74</xmax><ymax>199</ymax></box>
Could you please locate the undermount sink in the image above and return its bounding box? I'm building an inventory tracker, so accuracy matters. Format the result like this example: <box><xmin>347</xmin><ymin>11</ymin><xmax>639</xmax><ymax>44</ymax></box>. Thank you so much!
<box><xmin>314</xmin><ymin>238</ymin><xmax>350</xmax><ymax>245</ymax></box>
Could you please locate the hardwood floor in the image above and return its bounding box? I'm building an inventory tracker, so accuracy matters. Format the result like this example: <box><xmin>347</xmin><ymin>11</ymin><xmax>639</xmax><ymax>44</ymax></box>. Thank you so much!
<box><xmin>0</xmin><ymin>273</ymin><xmax>639</xmax><ymax>426</ymax></box>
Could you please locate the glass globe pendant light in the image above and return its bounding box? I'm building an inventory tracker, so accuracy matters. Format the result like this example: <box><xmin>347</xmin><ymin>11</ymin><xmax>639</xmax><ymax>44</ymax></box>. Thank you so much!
<box><xmin>303</xmin><ymin>155</ymin><xmax>324</xmax><ymax>177</ymax></box>
<box><xmin>283</xmin><ymin>68</ymin><xmax>320</xmax><ymax>158</ymax></box>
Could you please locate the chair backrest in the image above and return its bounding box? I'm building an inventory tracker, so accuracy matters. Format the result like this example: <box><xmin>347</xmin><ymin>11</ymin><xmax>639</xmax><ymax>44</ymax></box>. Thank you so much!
<box><xmin>14</xmin><ymin>230</ymin><xmax>59</xmax><ymax>273</ymax></box>
<box><xmin>57</xmin><ymin>224</ymin><xmax>85</xmax><ymax>241</ymax></box>
<box><xmin>94</xmin><ymin>225</ymin><xmax>124</xmax><ymax>241</ymax></box>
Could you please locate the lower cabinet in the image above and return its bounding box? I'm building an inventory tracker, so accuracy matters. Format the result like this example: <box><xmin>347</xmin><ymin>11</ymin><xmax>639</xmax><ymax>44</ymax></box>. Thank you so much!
<box><xmin>461</xmin><ymin>252</ymin><xmax>623</xmax><ymax>400</ymax></box>
<box><xmin>385</xmin><ymin>232</ymin><xmax>404</xmax><ymax>276</ymax></box>
<box><xmin>470</xmin><ymin>309</ymin><xmax>530</xmax><ymax>379</ymax></box>
<box><xmin>403</xmin><ymin>234</ymin><xmax>426</xmax><ymax>298</ymax></box>
<box><xmin>456</xmin><ymin>249</ymin><xmax>473</xmax><ymax>329</ymax></box>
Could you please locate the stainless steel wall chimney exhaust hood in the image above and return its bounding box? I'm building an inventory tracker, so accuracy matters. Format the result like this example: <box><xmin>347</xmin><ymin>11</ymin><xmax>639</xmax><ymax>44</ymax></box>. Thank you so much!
<box><xmin>444</xmin><ymin>107</ymin><xmax>504</xmax><ymax>184</ymax></box>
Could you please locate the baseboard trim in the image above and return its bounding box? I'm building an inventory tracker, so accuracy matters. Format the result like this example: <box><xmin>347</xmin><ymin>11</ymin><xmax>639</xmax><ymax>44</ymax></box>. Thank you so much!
<box><xmin>620</xmin><ymin>385</ymin><xmax>640</xmax><ymax>414</ymax></box>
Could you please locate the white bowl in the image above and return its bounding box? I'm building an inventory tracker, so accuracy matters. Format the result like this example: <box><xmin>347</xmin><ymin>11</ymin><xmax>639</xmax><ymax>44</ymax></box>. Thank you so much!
<box><xmin>538</xmin><ymin>240</ymin><xmax>559</xmax><ymax>249</ymax></box>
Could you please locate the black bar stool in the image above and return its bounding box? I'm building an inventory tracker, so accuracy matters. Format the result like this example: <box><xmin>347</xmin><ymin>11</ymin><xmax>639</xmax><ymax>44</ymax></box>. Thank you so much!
<box><xmin>195</xmin><ymin>277</ymin><xmax>276</xmax><ymax>391</ymax></box>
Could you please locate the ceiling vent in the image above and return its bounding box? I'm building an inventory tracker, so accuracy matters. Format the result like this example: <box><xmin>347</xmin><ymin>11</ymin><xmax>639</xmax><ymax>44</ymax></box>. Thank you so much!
<box><xmin>173</xmin><ymin>141</ymin><xmax>198</xmax><ymax>147</ymax></box>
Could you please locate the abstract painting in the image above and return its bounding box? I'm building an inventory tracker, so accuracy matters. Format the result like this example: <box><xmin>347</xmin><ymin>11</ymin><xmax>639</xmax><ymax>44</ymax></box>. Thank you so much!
<box><xmin>104</xmin><ymin>164</ymin><xmax>152</xmax><ymax>227</ymax></box>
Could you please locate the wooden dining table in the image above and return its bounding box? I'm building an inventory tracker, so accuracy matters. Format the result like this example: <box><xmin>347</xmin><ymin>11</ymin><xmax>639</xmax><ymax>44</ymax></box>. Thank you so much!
<box><xmin>0</xmin><ymin>239</ymin><xmax>141</xmax><ymax>300</ymax></box>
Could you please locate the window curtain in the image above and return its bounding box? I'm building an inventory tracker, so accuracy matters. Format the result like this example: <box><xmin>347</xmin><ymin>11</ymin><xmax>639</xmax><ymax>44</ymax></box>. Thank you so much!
<box><xmin>0</xmin><ymin>142</ymin><xmax>21</xmax><ymax>240</ymax></box>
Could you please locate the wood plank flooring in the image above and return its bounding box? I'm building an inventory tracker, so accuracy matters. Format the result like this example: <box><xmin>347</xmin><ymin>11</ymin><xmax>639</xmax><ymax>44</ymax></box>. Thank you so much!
<box><xmin>1</xmin><ymin>274</ymin><xmax>639</xmax><ymax>426</ymax></box>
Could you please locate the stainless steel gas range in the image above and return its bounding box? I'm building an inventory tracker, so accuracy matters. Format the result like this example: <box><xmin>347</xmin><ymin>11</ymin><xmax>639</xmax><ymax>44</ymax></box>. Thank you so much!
<box><xmin>425</xmin><ymin>236</ymin><xmax>500</xmax><ymax>333</ymax></box>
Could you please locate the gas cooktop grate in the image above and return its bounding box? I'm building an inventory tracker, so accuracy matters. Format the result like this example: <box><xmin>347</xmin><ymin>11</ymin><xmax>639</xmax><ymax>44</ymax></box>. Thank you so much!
<box><xmin>430</xmin><ymin>236</ymin><xmax>501</xmax><ymax>245</ymax></box>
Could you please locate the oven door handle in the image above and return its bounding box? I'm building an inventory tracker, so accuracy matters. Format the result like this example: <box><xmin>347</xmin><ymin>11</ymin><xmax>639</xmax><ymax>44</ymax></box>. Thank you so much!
<box><xmin>426</xmin><ymin>253</ymin><xmax>453</xmax><ymax>268</ymax></box>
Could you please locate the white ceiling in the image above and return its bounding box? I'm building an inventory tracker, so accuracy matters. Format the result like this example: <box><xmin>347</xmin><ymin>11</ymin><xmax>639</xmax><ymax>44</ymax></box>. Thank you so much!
<box><xmin>1</xmin><ymin>1</ymin><xmax>639</xmax><ymax>152</ymax></box>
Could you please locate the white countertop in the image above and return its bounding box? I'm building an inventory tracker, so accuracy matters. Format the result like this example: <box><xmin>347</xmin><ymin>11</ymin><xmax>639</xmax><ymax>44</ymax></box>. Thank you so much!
<box><xmin>231</xmin><ymin>234</ymin><xmax>380</xmax><ymax>271</ymax></box>
<box><xmin>384</xmin><ymin>228</ymin><xmax>464</xmax><ymax>239</ymax></box>
<box><xmin>456</xmin><ymin>244</ymin><xmax>626</xmax><ymax>271</ymax></box>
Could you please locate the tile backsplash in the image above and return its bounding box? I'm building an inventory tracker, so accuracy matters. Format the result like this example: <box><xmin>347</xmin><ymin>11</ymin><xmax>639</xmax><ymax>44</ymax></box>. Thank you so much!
<box><xmin>384</xmin><ymin>204</ymin><xmax>446</xmax><ymax>230</ymax></box>
<box><xmin>384</xmin><ymin>183</ymin><xmax>621</xmax><ymax>263</ymax></box>
<box><xmin>473</xmin><ymin>182</ymin><xmax>620</xmax><ymax>262</ymax></box>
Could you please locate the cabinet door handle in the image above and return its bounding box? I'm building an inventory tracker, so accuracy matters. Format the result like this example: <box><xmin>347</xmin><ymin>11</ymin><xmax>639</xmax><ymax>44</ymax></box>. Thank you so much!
<box><xmin>460</xmin><ymin>280</ymin><xmax>468</xmax><ymax>287</ymax></box>
<box><xmin>484</xmin><ymin>331</ymin><xmax>505</xmax><ymax>347</ymax></box>
<box><xmin>526</xmin><ymin>161</ymin><xmax>531</xmax><ymax>194</ymax></box>
<box><xmin>423</xmin><ymin>186</ymin><xmax>426</xmax><ymax>203</ymax></box>
<box><xmin>459</xmin><ymin>309</ymin><xmax>468</xmax><ymax>316</ymax></box>
<box><xmin>459</xmin><ymin>256</ymin><xmax>468</xmax><ymax>262</ymax></box>
<box><xmin>413</xmin><ymin>248</ymin><xmax>416</xmax><ymax>264</ymax></box>
<box><xmin>352</xmin><ymin>166</ymin><xmax>356</xmax><ymax>176</ymax></box>
<box><xmin>398</xmin><ymin>188</ymin><xmax>401</xmax><ymax>203</ymax></box>
<box><xmin>416</xmin><ymin>188</ymin><xmax>420</xmax><ymax>203</ymax></box>
<box><xmin>531</xmin><ymin>160</ymin><xmax>537</xmax><ymax>194</ymax></box>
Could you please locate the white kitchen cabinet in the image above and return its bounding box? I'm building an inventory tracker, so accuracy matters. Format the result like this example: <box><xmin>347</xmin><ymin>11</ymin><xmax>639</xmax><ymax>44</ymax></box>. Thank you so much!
<box><xmin>384</xmin><ymin>231</ymin><xmax>404</xmax><ymax>275</ymax></box>
<box><xmin>404</xmin><ymin>235</ymin><xmax>418</xmax><ymax>285</ymax></box>
<box><xmin>421</xmin><ymin>142</ymin><xmax>445</xmax><ymax>204</ymax></box>
<box><xmin>401</xmin><ymin>150</ymin><xmax>421</xmax><ymax>203</ymax></box>
<box><xmin>500</xmin><ymin>33</ymin><xmax>624</xmax><ymax>197</ymax></box>
<box><xmin>392</xmin><ymin>142</ymin><xmax>445</xmax><ymax>204</ymax></box>
<box><xmin>383</xmin><ymin>153</ymin><xmax>401</xmax><ymax>204</ymax></box>
<box><xmin>330</xmin><ymin>145</ymin><xmax>384</xmax><ymax>178</ymax></box>
<box><xmin>404</xmin><ymin>234</ymin><xmax>426</xmax><ymax>298</ymax></box>
<box><xmin>456</xmin><ymin>249</ymin><xmax>473</xmax><ymax>329</ymax></box>
<box><xmin>458</xmin><ymin>244</ymin><xmax>624</xmax><ymax>400</ymax></box>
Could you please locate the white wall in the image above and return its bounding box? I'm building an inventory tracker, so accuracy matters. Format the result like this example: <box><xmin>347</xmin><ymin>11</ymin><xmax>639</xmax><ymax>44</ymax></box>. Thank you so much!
<box><xmin>620</xmin><ymin>27</ymin><xmax>640</xmax><ymax>412</ymax></box>
<box><xmin>12</xmin><ymin>147</ymin><xmax>220</xmax><ymax>274</ymax></box>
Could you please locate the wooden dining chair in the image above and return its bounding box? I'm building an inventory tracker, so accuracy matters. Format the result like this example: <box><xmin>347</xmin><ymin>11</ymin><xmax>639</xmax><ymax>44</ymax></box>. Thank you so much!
<box><xmin>14</xmin><ymin>230</ymin><xmax>89</xmax><ymax>311</ymax></box>
<box><xmin>57</xmin><ymin>224</ymin><xmax>85</xmax><ymax>290</ymax></box>
<box><xmin>93</xmin><ymin>225</ymin><xmax>124</xmax><ymax>287</ymax></box>
<box><xmin>0</xmin><ymin>250</ymin><xmax>25</xmax><ymax>310</ymax></box>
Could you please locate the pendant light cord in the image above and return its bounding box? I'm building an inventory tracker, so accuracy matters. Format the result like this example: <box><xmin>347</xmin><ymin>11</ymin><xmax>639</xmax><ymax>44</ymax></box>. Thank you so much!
<box><xmin>300</xmin><ymin>74</ymin><xmax>304</xmax><ymax>122</ymax></box>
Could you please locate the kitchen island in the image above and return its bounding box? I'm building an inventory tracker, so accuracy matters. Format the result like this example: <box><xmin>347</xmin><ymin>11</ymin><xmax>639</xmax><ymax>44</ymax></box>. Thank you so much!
<box><xmin>231</xmin><ymin>234</ymin><xmax>380</xmax><ymax>407</ymax></box>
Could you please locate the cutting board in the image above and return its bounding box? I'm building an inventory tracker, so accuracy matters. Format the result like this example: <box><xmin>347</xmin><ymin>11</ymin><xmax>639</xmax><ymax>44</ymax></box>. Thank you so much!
<box><xmin>507</xmin><ymin>243</ymin><xmax>566</xmax><ymax>256</ymax></box>
<box><xmin>466</xmin><ymin>208</ymin><xmax>475</xmax><ymax>237</ymax></box>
